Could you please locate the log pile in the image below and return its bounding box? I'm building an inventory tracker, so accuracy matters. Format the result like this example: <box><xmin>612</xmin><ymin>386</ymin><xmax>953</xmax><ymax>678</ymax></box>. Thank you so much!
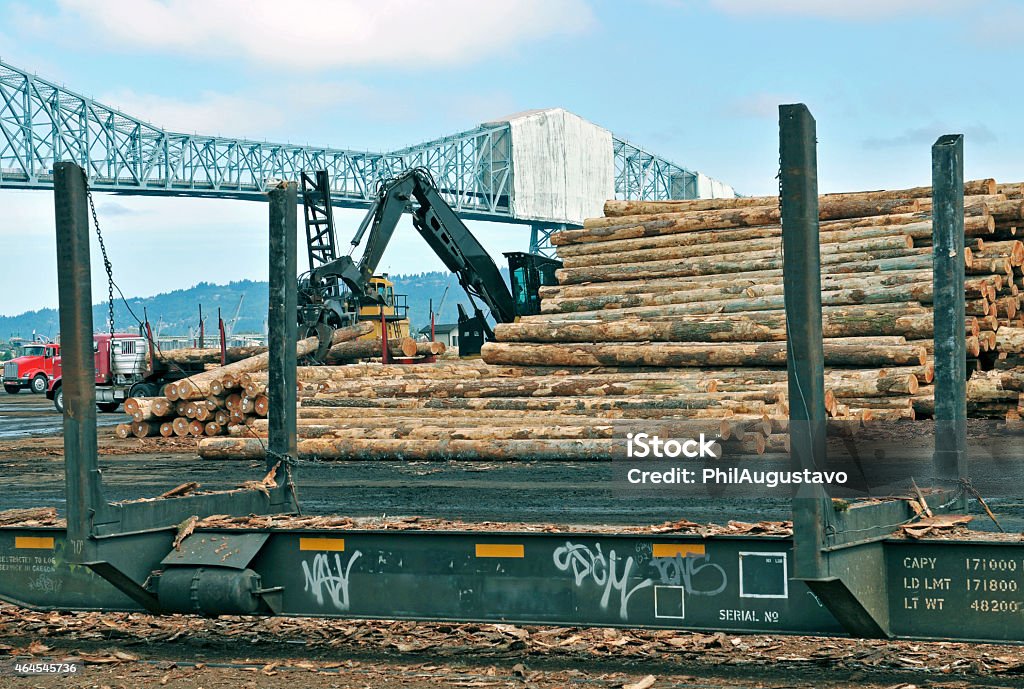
<box><xmin>137</xmin><ymin>179</ymin><xmax>1024</xmax><ymax>461</ymax></box>
<box><xmin>117</xmin><ymin>323</ymin><xmax>373</xmax><ymax>439</ymax></box>
<box><xmin>485</xmin><ymin>179</ymin><xmax>1024</xmax><ymax>424</ymax></box>
<box><xmin>197</xmin><ymin>362</ymin><xmax>757</xmax><ymax>460</ymax></box>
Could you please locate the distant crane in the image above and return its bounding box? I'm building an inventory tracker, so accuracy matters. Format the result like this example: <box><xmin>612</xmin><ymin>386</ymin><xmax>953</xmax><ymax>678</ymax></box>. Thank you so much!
<box><xmin>226</xmin><ymin>294</ymin><xmax>245</xmax><ymax>337</ymax></box>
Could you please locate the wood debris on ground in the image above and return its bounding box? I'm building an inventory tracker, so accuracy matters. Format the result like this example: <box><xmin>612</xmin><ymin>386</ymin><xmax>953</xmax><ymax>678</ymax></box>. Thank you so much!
<box><xmin>1</xmin><ymin>603</ymin><xmax>1022</xmax><ymax>681</ymax></box>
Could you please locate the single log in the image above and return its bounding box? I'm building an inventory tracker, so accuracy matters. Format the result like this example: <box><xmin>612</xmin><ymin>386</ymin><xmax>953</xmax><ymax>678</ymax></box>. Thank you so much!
<box><xmin>304</xmin><ymin>395</ymin><xmax>781</xmax><ymax>416</ymax></box>
<box><xmin>253</xmin><ymin>414</ymin><xmax>701</xmax><ymax>431</ymax></box>
<box><xmin>538</xmin><ymin>261</ymin><xmax>937</xmax><ymax>301</ymax></box>
<box><xmin>995</xmin><ymin>327</ymin><xmax>1024</xmax><ymax>353</ymax></box>
<box><xmin>156</xmin><ymin>346</ymin><xmax>267</xmax><ymax>366</ymax></box>
<box><xmin>323</xmin><ymin>336</ymin><xmax>421</xmax><ymax>362</ymax></box>
<box><xmin>601</xmin><ymin>181</ymin><xmax>995</xmax><ymax>216</ymax></box>
<box><xmin>827</xmin><ymin>373</ymin><xmax>919</xmax><ymax>396</ymax></box>
<box><xmin>908</xmin><ymin>337</ymin><xmax>982</xmax><ymax>358</ymax></box>
<box><xmin>481</xmin><ymin>342</ymin><xmax>926</xmax><ymax>368</ymax></box>
<box><xmin>255</xmin><ymin>423</ymin><xmax>621</xmax><ymax>441</ymax></box>
<box><xmin>254</xmin><ymin>394</ymin><xmax>269</xmax><ymax>416</ymax></box>
<box><xmin>204</xmin><ymin>422</ymin><xmax>224</xmax><ymax>436</ymax></box>
<box><xmin>560</xmin><ymin>232</ymin><xmax>913</xmax><ymax>269</ymax></box>
<box><xmin>159</xmin><ymin>421</ymin><xmax>174</xmax><ymax>438</ymax></box>
<box><xmin>541</xmin><ymin>280</ymin><xmax>939</xmax><ymax>316</ymax></box>
<box><xmin>984</xmin><ymin>201</ymin><xmax>1024</xmax><ymax>222</ymax></box>
<box><xmin>528</xmin><ymin>286</ymin><xmax>938</xmax><ymax>322</ymax></box>
<box><xmin>199</xmin><ymin>437</ymin><xmax>625</xmax><ymax>461</ymax></box>
<box><xmin>511</xmin><ymin>305</ymin><xmax>938</xmax><ymax>340</ymax></box>
<box><xmin>554</xmin><ymin>247</ymin><xmax>947</xmax><ymax>285</ymax></box>
<box><xmin>243</xmin><ymin>380</ymin><xmax>267</xmax><ymax>397</ymax></box>
<box><xmin>188</xmin><ymin>420</ymin><xmax>206</xmax><ymax>437</ymax></box>
<box><xmin>152</xmin><ymin>398</ymin><xmax>176</xmax><ymax>418</ymax></box>
<box><xmin>498</xmin><ymin>316</ymin><xmax>786</xmax><ymax>343</ymax></box>
<box><xmin>114</xmin><ymin>423</ymin><xmax>131</xmax><ymax>440</ymax></box>
<box><xmin>131</xmin><ymin>421</ymin><xmax>159</xmax><ymax>438</ymax></box>
<box><xmin>565</xmin><ymin>199</ymin><xmax>920</xmax><ymax>238</ymax></box>
<box><xmin>313</xmin><ymin>375</ymin><xmax>780</xmax><ymax>399</ymax></box>
<box><xmin>172</xmin><ymin>417</ymin><xmax>191</xmax><ymax>437</ymax></box>
<box><xmin>168</xmin><ymin>322</ymin><xmax>372</xmax><ymax>400</ymax></box>
<box><xmin>194</xmin><ymin>404</ymin><xmax>212</xmax><ymax>422</ymax></box>
<box><xmin>992</xmin><ymin>368</ymin><xmax>1024</xmax><ymax>390</ymax></box>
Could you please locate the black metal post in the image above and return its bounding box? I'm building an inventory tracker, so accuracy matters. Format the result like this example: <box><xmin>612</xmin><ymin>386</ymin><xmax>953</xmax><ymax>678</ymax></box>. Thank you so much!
<box><xmin>268</xmin><ymin>182</ymin><xmax>298</xmax><ymax>468</ymax></box>
<box><xmin>53</xmin><ymin>162</ymin><xmax>103</xmax><ymax>552</ymax></box>
<box><xmin>779</xmin><ymin>104</ymin><xmax>829</xmax><ymax>579</ymax></box>
<box><xmin>931</xmin><ymin>135</ymin><xmax>967</xmax><ymax>490</ymax></box>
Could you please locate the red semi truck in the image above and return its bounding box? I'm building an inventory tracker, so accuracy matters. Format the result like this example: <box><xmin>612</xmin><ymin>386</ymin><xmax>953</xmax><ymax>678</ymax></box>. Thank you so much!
<box><xmin>2</xmin><ymin>342</ymin><xmax>60</xmax><ymax>394</ymax></box>
<box><xmin>45</xmin><ymin>332</ymin><xmax>206</xmax><ymax>413</ymax></box>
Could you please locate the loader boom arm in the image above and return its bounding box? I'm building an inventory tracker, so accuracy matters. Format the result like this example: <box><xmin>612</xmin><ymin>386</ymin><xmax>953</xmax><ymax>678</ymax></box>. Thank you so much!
<box><xmin>309</xmin><ymin>168</ymin><xmax>516</xmax><ymax>323</ymax></box>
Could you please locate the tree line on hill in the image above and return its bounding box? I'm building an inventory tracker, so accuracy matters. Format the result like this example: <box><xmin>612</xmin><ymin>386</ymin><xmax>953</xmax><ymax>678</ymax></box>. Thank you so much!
<box><xmin>0</xmin><ymin>271</ymin><xmax>505</xmax><ymax>343</ymax></box>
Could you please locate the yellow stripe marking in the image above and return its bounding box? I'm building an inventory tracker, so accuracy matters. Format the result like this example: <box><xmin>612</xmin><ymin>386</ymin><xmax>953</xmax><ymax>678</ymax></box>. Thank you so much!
<box><xmin>475</xmin><ymin>543</ymin><xmax>524</xmax><ymax>558</ymax></box>
<box><xmin>15</xmin><ymin>536</ymin><xmax>54</xmax><ymax>550</ymax></box>
<box><xmin>299</xmin><ymin>537</ymin><xmax>345</xmax><ymax>552</ymax></box>
<box><xmin>652</xmin><ymin>543</ymin><xmax>705</xmax><ymax>558</ymax></box>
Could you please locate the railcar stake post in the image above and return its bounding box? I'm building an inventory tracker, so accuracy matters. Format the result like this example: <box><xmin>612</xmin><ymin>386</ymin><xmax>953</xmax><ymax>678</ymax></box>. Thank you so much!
<box><xmin>54</xmin><ymin>162</ymin><xmax>103</xmax><ymax>553</ymax></box>
<box><xmin>268</xmin><ymin>182</ymin><xmax>298</xmax><ymax>468</ymax></box>
<box><xmin>779</xmin><ymin>104</ymin><xmax>828</xmax><ymax>580</ymax></box>
<box><xmin>931</xmin><ymin>134</ymin><xmax>968</xmax><ymax>504</ymax></box>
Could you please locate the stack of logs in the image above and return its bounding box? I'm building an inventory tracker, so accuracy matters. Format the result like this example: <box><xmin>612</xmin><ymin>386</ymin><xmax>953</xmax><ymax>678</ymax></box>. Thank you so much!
<box><xmin>196</xmin><ymin>360</ymin><xmax>789</xmax><ymax>459</ymax></box>
<box><xmin>134</xmin><ymin>179</ymin><xmax>1024</xmax><ymax>461</ymax></box>
<box><xmin>484</xmin><ymin>179</ymin><xmax>1024</xmax><ymax>423</ymax></box>
<box><xmin>117</xmin><ymin>324</ymin><xmax>446</xmax><ymax>439</ymax></box>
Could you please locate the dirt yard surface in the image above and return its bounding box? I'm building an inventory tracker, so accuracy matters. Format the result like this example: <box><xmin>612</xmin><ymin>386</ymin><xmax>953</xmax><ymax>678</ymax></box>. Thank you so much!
<box><xmin>1</xmin><ymin>604</ymin><xmax>1022</xmax><ymax>689</ymax></box>
<box><xmin>0</xmin><ymin>394</ymin><xmax>125</xmax><ymax>440</ymax></box>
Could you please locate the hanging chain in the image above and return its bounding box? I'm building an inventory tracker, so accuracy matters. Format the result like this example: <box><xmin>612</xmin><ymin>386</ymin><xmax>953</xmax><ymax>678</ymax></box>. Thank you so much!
<box><xmin>83</xmin><ymin>171</ymin><xmax>116</xmax><ymax>340</ymax></box>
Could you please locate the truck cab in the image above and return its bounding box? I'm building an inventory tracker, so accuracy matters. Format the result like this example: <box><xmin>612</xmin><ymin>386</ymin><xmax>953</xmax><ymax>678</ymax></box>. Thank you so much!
<box><xmin>2</xmin><ymin>342</ymin><xmax>60</xmax><ymax>394</ymax></box>
<box><xmin>47</xmin><ymin>332</ymin><xmax>156</xmax><ymax>413</ymax></box>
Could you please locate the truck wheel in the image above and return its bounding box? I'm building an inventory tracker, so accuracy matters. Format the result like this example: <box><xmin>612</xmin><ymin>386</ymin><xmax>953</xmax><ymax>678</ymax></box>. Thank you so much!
<box><xmin>97</xmin><ymin>402</ymin><xmax>121</xmax><ymax>413</ymax></box>
<box><xmin>30</xmin><ymin>374</ymin><xmax>48</xmax><ymax>394</ymax></box>
<box><xmin>3</xmin><ymin>384</ymin><xmax>18</xmax><ymax>395</ymax></box>
<box><xmin>54</xmin><ymin>387</ymin><xmax>64</xmax><ymax>413</ymax></box>
<box><xmin>129</xmin><ymin>382</ymin><xmax>158</xmax><ymax>399</ymax></box>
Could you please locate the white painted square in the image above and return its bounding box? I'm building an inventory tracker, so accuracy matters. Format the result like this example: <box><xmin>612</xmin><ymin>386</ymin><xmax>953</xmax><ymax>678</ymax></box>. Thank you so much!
<box><xmin>653</xmin><ymin>584</ymin><xmax>686</xmax><ymax>619</ymax></box>
<box><xmin>738</xmin><ymin>551</ymin><xmax>789</xmax><ymax>599</ymax></box>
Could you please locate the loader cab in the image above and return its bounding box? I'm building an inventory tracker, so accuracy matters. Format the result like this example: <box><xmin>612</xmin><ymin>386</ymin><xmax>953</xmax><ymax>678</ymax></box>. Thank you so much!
<box><xmin>357</xmin><ymin>275</ymin><xmax>410</xmax><ymax>340</ymax></box>
<box><xmin>504</xmin><ymin>252</ymin><xmax>563</xmax><ymax>317</ymax></box>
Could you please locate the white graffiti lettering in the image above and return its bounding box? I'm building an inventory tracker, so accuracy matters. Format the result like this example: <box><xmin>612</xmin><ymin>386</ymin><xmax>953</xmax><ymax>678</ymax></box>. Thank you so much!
<box><xmin>302</xmin><ymin>551</ymin><xmax>362</xmax><ymax>611</ymax></box>
<box><xmin>553</xmin><ymin>541</ymin><xmax>652</xmax><ymax>620</ymax></box>
<box><xmin>648</xmin><ymin>553</ymin><xmax>728</xmax><ymax>596</ymax></box>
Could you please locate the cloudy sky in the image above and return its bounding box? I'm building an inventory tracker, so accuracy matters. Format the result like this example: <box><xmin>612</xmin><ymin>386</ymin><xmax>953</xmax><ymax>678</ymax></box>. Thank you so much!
<box><xmin>0</xmin><ymin>0</ymin><xmax>1021</xmax><ymax>314</ymax></box>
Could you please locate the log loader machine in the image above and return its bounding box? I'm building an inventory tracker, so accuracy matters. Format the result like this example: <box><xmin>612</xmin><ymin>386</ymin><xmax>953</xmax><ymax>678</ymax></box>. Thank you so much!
<box><xmin>298</xmin><ymin>168</ymin><xmax>561</xmax><ymax>357</ymax></box>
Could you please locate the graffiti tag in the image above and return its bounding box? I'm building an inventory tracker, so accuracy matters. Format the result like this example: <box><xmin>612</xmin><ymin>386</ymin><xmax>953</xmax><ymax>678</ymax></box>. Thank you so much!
<box><xmin>553</xmin><ymin>541</ymin><xmax>653</xmax><ymax>620</ymax></box>
<box><xmin>302</xmin><ymin>551</ymin><xmax>362</xmax><ymax>611</ymax></box>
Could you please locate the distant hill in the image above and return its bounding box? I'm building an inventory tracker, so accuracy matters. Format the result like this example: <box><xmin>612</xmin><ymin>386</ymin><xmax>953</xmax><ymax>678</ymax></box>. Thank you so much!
<box><xmin>0</xmin><ymin>271</ymin><xmax>507</xmax><ymax>342</ymax></box>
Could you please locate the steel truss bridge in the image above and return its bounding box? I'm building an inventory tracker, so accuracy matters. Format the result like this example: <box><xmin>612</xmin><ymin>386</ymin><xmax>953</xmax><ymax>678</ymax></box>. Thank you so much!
<box><xmin>0</xmin><ymin>58</ymin><xmax>718</xmax><ymax>253</ymax></box>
